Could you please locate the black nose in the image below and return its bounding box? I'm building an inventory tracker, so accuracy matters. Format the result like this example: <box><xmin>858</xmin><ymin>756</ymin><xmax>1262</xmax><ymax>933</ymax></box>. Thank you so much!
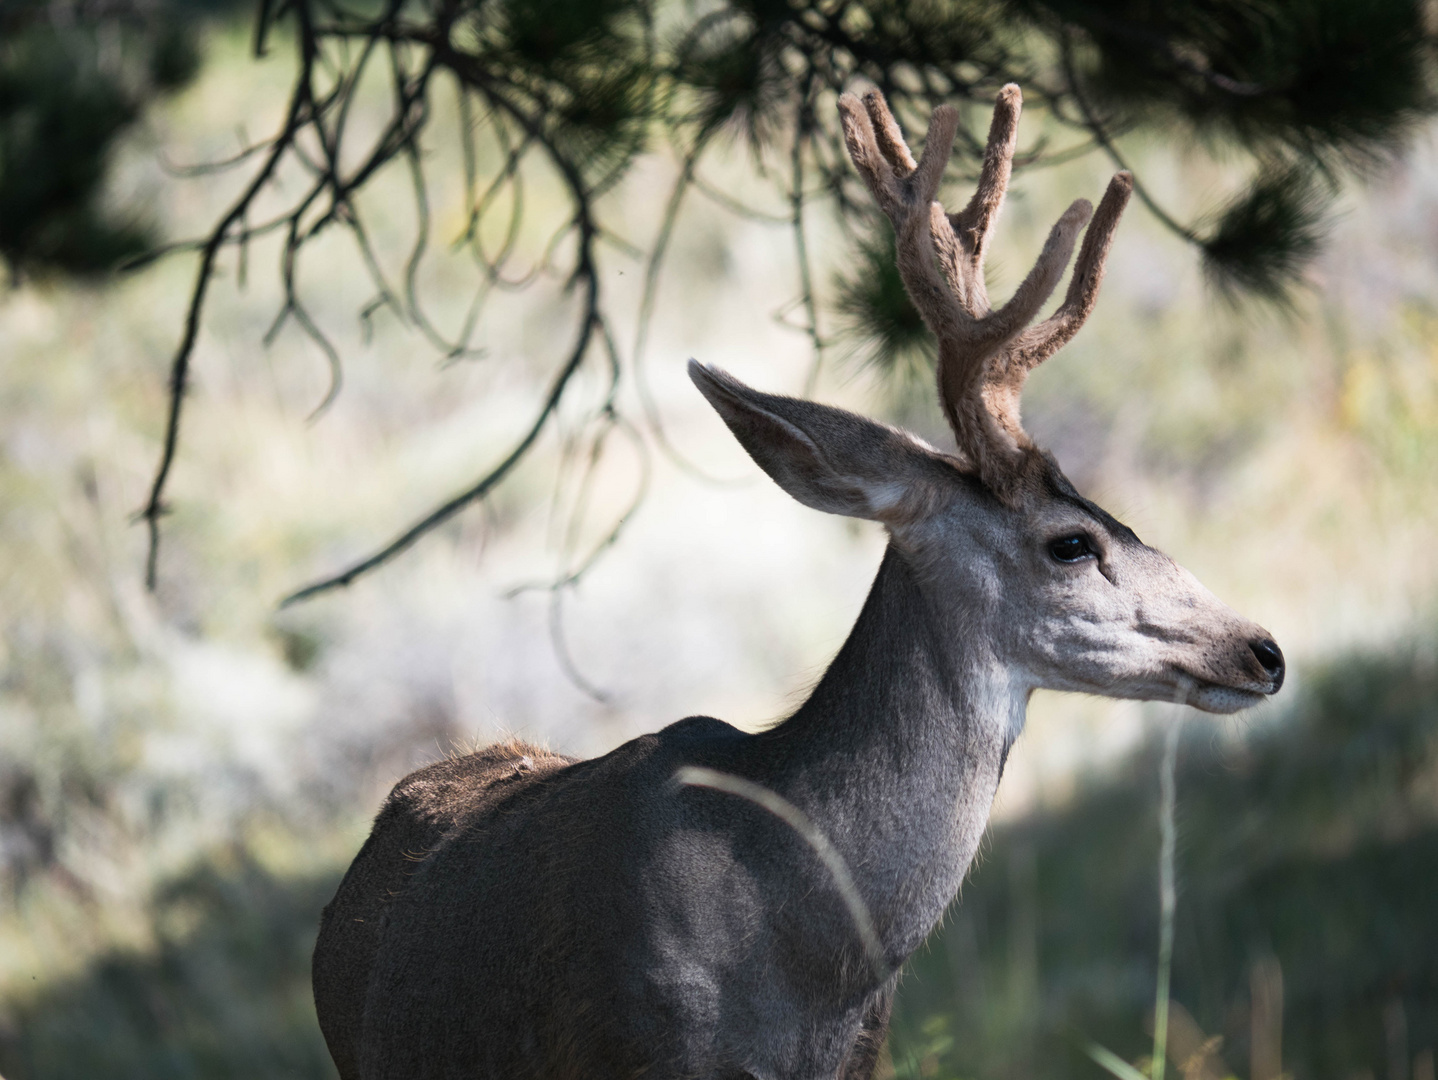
<box><xmin>1249</xmin><ymin>638</ymin><xmax>1285</xmax><ymax>688</ymax></box>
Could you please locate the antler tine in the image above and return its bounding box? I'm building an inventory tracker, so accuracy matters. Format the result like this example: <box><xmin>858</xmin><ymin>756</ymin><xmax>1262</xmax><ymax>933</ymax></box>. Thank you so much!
<box><xmin>840</xmin><ymin>84</ymin><xmax>1130</xmax><ymax>495</ymax></box>
<box><xmin>936</xmin><ymin>84</ymin><xmax>1022</xmax><ymax>313</ymax></box>
<box><xmin>1008</xmin><ymin>172</ymin><xmax>1134</xmax><ymax>375</ymax></box>
<box><xmin>934</xmin><ymin>196</ymin><xmax>1092</xmax><ymax>446</ymax></box>
<box><xmin>837</xmin><ymin>92</ymin><xmax>898</xmax><ymax>217</ymax></box>
<box><xmin>862</xmin><ymin>91</ymin><xmax>917</xmax><ymax>175</ymax></box>
<box><xmin>928</xmin><ymin>85</ymin><xmax>1090</xmax><ymax>337</ymax></box>
<box><xmin>971</xmin><ymin>172</ymin><xmax>1132</xmax><ymax>453</ymax></box>
<box><xmin>838</xmin><ymin>89</ymin><xmax>967</xmax><ymax>358</ymax></box>
<box><xmin>837</xmin><ymin>91</ymin><xmax>958</xmax><ymax>225</ymax></box>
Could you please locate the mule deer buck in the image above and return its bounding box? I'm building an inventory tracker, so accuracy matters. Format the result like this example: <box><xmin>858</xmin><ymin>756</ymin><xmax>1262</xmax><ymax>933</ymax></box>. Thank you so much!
<box><xmin>312</xmin><ymin>84</ymin><xmax>1285</xmax><ymax>1079</ymax></box>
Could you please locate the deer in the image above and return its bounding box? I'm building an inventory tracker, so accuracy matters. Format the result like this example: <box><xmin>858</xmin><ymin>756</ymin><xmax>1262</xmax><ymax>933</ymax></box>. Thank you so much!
<box><xmin>311</xmin><ymin>84</ymin><xmax>1285</xmax><ymax>1080</ymax></box>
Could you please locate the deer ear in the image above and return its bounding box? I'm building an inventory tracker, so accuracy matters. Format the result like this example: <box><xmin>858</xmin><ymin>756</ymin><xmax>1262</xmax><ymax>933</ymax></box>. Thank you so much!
<box><xmin>689</xmin><ymin>361</ymin><xmax>944</xmax><ymax>524</ymax></box>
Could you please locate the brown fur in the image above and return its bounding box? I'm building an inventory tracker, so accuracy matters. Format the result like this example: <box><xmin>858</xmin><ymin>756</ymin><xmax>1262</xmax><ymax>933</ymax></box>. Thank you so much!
<box><xmin>312</xmin><ymin>739</ymin><xmax>575</xmax><ymax>1078</ymax></box>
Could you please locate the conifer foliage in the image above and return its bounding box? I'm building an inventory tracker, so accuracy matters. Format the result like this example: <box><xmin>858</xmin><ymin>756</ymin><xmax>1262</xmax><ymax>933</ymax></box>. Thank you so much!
<box><xmin>0</xmin><ymin>1</ymin><xmax>209</xmax><ymax>278</ymax></box>
<box><xmin>7</xmin><ymin>1</ymin><xmax>1430</xmax><ymax>592</ymax></box>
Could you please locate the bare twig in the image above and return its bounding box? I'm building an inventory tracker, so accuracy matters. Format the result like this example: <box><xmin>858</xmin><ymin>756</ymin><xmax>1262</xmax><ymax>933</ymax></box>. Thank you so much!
<box><xmin>1060</xmin><ymin>38</ymin><xmax>1200</xmax><ymax>244</ymax></box>
<box><xmin>139</xmin><ymin>74</ymin><xmax>311</xmax><ymax>590</ymax></box>
<box><xmin>278</xmin><ymin>303</ymin><xmax>600</xmax><ymax>607</ymax></box>
<box><xmin>159</xmin><ymin>135</ymin><xmax>278</xmax><ymax>178</ymax></box>
<box><xmin>1152</xmin><ymin>701</ymin><xmax>1186</xmax><ymax>1080</ymax></box>
<box><xmin>136</xmin><ymin>0</ymin><xmax>1283</xmax><ymax>604</ymax></box>
<box><xmin>674</xmin><ymin>767</ymin><xmax>890</xmax><ymax>982</ymax></box>
<box><xmin>790</xmin><ymin>89</ymin><xmax>826</xmax><ymax>396</ymax></box>
<box><xmin>629</xmin><ymin>132</ymin><xmax>750</xmax><ymax>484</ymax></box>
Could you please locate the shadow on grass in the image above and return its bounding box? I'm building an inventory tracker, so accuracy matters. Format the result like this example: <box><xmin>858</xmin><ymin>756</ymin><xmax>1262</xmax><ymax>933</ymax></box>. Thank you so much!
<box><xmin>1</xmin><ymin>643</ymin><xmax>1434</xmax><ymax>1080</ymax></box>
<box><xmin>890</xmin><ymin>643</ymin><xmax>1438</xmax><ymax>1080</ymax></box>
<box><xmin>0</xmin><ymin>852</ymin><xmax>343</xmax><ymax>1080</ymax></box>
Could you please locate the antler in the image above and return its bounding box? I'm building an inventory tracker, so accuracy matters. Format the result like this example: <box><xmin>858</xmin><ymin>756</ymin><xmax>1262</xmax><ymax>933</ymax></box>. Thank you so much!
<box><xmin>838</xmin><ymin>85</ymin><xmax>1132</xmax><ymax>494</ymax></box>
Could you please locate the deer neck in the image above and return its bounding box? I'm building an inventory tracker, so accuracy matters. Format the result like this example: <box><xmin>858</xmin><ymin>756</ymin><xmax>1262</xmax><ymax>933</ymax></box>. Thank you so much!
<box><xmin>761</xmin><ymin>541</ymin><xmax>1026</xmax><ymax>956</ymax></box>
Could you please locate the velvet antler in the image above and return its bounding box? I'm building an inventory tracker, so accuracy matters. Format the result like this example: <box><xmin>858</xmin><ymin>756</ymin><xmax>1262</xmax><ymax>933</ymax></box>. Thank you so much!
<box><xmin>838</xmin><ymin>85</ymin><xmax>1132</xmax><ymax>494</ymax></box>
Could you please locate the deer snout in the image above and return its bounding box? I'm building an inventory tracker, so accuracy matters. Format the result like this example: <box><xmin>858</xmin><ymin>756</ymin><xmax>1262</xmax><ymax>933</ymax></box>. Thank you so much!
<box><xmin>1164</xmin><ymin>611</ymin><xmax>1285</xmax><ymax>712</ymax></box>
<box><xmin>1248</xmin><ymin>636</ymin><xmax>1284</xmax><ymax>692</ymax></box>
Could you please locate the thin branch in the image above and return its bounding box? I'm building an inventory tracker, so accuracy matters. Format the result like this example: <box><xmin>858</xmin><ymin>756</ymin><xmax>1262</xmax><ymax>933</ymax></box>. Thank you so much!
<box><xmin>118</xmin><ymin>212</ymin><xmax>293</xmax><ymax>273</ymax></box>
<box><xmin>562</xmin><ymin>412</ymin><xmax>650</xmax><ymax>587</ymax></box>
<box><xmin>278</xmin><ymin>311</ymin><xmax>599</xmax><ymax>606</ymax></box>
<box><xmin>295</xmin><ymin>302</ymin><xmax>345</xmax><ymax>420</ymax></box>
<box><xmin>278</xmin><ymin>67</ymin><xmax>607</xmax><ymax>607</ymax></box>
<box><xmin>790</xmin><ymin>91</ymin><xmax>826</xmax><ymax>396</ymax></box>
<box><xmin>443</xmin><ymin>120</ymin><xmax>534</xmax><ymax>361</ymax></box>
<box><xmin>1061</xmin><ymin>37</ymin><xmax>1199</xmax><ymax>244</ymax></box>
<box><xmin>272</xmin><ymin>196</ymin><xmax>347</xmax><ymax>420</ymax></box>
<box><xmin>1069</xmin><ymin>8</ymin><xmax>1265</xmax><ymax>97</ymax></box>
<box><xmin>507</xmin><ymin>326</ymin><xmax>652</xmax><ymax>600</ymax></box>
<box><xmin>159</xmin><ymin>134</ymin><xmax>278</xmax><ymax>178</ymax></box>
<box><xmin>629</xmin><ymin>133</ymin><xmax>748</xmax><ymax>484</ymax></box>
<box><xmin>539</xmin><ymin>403</ymin><xmax>626</xmax><ymax>704</ymax></box>
<box><xmin>342</xmin><ymin>201</ymin><xmax>405</xmax><ymax>328</ymax></box>
<box><xmin>139</xmin><ymin>0</ymin><xmax>1305</xmax><ymax>606</ymax></box>
<box><xmin>674</xmin><ymin>767</ymin><xmax>890</xmax><ymax>983</ymax></box>
<box><xmin>139</xmin><ymin>69</ymin><xmax>311</xmax><ymax>590</ymax></box>
<box><xmin>547</xmin><ymin>586</ymin><xmax>612</xmax><ymax>703</ymax></box>
<box><xmin>690</xmin><ymin>171</ymin><xmax>793</xmax><ymax>223</ymax></box>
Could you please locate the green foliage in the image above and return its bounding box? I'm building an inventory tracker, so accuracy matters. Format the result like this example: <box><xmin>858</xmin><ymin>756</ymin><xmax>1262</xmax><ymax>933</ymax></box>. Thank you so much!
<box><xmin>12</xmin><ymin>2</ymin><xmax>1428</xmax><ymax>588</ymax></box>
<box><xmin>672</xmin><ymin>10</ymin><xmax>788</xmax><ymax>145</ymax></box>
<box><xmin>481</xmin><ymin>0</ymin><xmax>658</xmax><ymax>187</ymax></box>
<box><xmin>1201</xmin><ymin>164</ymin><xmax>1328</xmax><ymax>302</ymax></box>
<box><xmin>833</xmin><ymin>227</ymin><xmax>936</xmax><ymax>377</ymax></box>
<box><xmin>1042</xmin><ymin>0</ymin><xmax>1436</xmax><ymax>167</ymax></box>
<box><xmin>889</xmin><ymin>642</ymin><xmax>1438</xmax><ymax>1080</ymax></box>
<box><xmin>494</xmin><ymin>0</ymin><xmax>634</xmax><ymax>66</ymax></box>
<box><xmin>0</xmin><ymin>29</ymin><xmax>144</xmax><ymax>277</ymax></box>
<box><xmin>1008</xmin><ymin>0</ymin><xmax>1435</xmax><ymax>307</ymax></box>
<box><xmin>10</xmin><ymin>0</ymin><xmax>1430</xmax><ymax>298</ymax></box>
<box><xmin>0</xmin><ymin>850</ymin><xmax>342</xmax><ymax>1080</ymax></box>
<box><xmin>0</xmin><ymin>2</ymin><xmax>215</xmax><ymax>280</ymax></box>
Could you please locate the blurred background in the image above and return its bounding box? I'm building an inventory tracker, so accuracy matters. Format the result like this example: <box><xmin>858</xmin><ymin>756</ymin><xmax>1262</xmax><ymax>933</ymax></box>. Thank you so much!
<box><xmin>0</xmin><ymin>2</ymin><xmax>1435</xmax><ymax>1078</ymax></box>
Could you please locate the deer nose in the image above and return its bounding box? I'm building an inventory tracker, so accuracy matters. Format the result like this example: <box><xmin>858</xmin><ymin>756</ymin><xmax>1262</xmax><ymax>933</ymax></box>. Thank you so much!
<box><xmin>1249</xmin><ymin>638</ymin><xmax>1284</xmax><ymax>689</ymax></box>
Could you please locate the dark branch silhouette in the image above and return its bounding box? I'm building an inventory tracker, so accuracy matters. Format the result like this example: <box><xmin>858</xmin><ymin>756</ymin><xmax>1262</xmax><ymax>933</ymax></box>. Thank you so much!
<box><xmin>126</xmin><ymin>0</ymin><xmax>1433</xmax><ymax>607</ymax></box>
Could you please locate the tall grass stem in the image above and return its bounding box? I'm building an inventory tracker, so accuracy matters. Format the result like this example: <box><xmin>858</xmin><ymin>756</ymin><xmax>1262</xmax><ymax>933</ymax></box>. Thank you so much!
<box><xmin>1152</xmin><ymin>706</ymin><xmax>1185</xmax><ymax>1080</ymax></box>
<box><xmin>673</xmin><ymin>766</ymin><xmax>889</xmax><ymax>982</ymax></box>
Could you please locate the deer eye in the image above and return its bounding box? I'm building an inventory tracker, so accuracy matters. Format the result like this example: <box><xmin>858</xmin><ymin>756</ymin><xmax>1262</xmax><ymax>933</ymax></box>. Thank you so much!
<box><xmin>1048</xmin><ymin>535</ymin><xmax>1095</xmax><ymax>563</ymax></box>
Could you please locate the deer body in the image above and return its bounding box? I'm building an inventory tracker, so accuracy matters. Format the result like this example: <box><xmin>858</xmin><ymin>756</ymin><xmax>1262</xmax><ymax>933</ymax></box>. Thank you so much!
<box><xmin>315</xmin><ymin>546</ymin><xmax>1012</xmax><ymax>1079</ymax></box>
<box><xmin>313</xmin><ymin>86</ymin><xmax>1285</xmax><ymax>1079</ymax></box>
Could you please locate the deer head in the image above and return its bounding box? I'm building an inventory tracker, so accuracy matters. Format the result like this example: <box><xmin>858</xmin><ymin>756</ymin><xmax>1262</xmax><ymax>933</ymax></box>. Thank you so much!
<box><xmin>691</xmin><ymin>85</ymin><xmax>1283</xmax><ymax>713</ymax></box>
<box><xmin>315</xmin><ymin>83</ymin><xmax>1288</xmax><ymax>1080</ymax></box>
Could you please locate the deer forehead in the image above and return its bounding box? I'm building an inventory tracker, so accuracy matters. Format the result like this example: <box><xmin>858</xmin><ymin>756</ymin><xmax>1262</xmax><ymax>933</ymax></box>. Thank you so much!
<box><xmin>898</xmin><ymin>456</ymin><xmax>1106</xmax><ymax>547</ymax></box>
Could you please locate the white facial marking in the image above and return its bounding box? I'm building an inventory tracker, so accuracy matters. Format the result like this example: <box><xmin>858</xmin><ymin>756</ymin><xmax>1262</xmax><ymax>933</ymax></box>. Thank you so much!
<box><xmin>895</xmin><ymin>460</ymin><xmax>1280</xmax><ymax>719</ymax></box>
